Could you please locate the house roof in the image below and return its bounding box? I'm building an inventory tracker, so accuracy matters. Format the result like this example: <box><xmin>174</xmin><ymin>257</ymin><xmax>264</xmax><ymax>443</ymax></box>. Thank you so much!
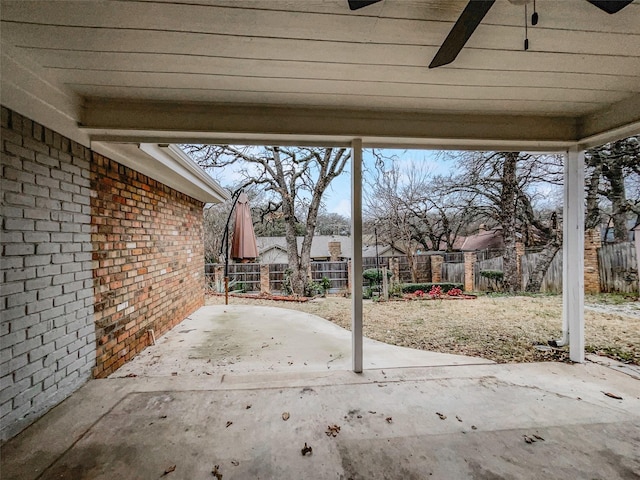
<box><xmin>257</xmin><ymin>236</ymin><xmax>351</xmax><ymax>259</ymax></box>
<box><xmin>1</xmin><ymin>0</ymin><xmax>638</xmax><ymax>152</ymax></box>
<box><xmin>459</xmin><ymin>228</ymin><xmax>505</xmax><ymax>251</ymax></box>
<box><xmin>257</xmin><ymin>236</ymin><xmax>403</xmax><ymax>259</ymax></box>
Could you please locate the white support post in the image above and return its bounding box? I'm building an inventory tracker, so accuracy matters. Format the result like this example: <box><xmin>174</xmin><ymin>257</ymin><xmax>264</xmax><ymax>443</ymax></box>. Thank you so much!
<box><xmin>563</xmin><ymin>146</ymin><xmax>585</xmax><ymax>363</ymax></box>
<box><xmin>351</xmin><ymin>139</ymin><xmax>364</xmax><ymax>373</ymax></box>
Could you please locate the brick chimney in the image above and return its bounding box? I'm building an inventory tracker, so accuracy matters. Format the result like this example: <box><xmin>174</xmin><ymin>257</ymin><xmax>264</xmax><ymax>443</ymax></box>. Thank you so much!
<box><xmin>328</xmin><ymin>241</ymin><xmax>342</xmax><ymax>261</ymax></box>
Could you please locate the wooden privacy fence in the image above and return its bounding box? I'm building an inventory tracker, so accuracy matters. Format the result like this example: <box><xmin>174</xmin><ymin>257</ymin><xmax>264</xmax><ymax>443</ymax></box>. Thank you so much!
<box><xmin>205</xmin><ymin>242</ymin><xmax>638</xmax><ymax>294</ymax></box>
<box><xmin>269</xmin><ymin>263</ymin><xmax>289</xmax><ymax>292</ymax></box>
<box><xmin>442</xmin><ymin>263</ymin><xmax>465</xmax><ymax>285</ymax></box>
<box><xmin>520</xmin><ymin>251</ymin><xmax>562</xmax><ymax>293</ymax></box>
<box><xmin>598</xmin><ymin>242</ymin><xmax>638</xmax><ymax>294</ymax></box>
<box><xmin>474</xmin><ymin>256</ymin><xmax>503</xmax><ymax>291</ymax></box>
<box><xmin>362</xmin><ymin>256</ymin><xmax>431</xmax><ymax>283</ymax></box>
<box><xmin>312</xmin><ymin>261</ymin><xmax>348</xmax><ymax>293</ymax></box>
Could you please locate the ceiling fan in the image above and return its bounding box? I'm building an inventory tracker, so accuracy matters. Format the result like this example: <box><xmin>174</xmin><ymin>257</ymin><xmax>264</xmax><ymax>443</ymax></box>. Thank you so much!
<box><xmin>347</xmin><ymin>0</ymin><xmax>635</xmax><ymax>68</ymax></box>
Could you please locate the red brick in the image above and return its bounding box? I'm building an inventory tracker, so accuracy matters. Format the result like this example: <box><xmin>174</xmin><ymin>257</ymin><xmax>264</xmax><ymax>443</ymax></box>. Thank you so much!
<box><xmin>91</xmin><ymin>153</ymin><xmax>204</xmax><ymax>378</ymax></box>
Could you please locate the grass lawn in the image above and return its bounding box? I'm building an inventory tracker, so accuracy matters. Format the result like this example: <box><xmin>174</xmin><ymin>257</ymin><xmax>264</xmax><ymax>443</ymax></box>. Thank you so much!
<box><xmin>206</xmin><ymin>293</ymin><xmax>640</xmax><ymax>365</ymax></box>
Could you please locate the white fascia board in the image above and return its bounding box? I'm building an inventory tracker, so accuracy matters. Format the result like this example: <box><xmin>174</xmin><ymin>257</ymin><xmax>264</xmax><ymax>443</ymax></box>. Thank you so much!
<box><xmin>158</xmin><ymin>144</ymin><xmax>230</xmax><ymax>201</ymax></box>
<box><xmin>91</xmin><ymin>142</ymin><xmax>229</xmax><ymax>204</ymax></box>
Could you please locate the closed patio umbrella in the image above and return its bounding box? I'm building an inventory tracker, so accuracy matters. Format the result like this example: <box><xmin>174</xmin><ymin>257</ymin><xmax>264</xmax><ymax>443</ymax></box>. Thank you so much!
<box><xmin>230</xmin><ymin>192</ymin><xmax>258</xmax><ymax>261</ymax></box>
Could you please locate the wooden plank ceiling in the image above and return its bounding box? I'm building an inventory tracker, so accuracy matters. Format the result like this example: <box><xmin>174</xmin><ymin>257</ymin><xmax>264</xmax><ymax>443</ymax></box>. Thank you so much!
<box><xmin>1</xmin><ymin>0</ymin><xmax>639</xmax><ymax>148</ymax></box>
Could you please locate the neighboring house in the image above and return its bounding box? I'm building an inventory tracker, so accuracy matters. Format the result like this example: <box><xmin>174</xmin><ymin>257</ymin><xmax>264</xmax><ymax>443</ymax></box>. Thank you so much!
<box><xmin>459</xmin><ymin>225</ymin><xmax>505</xmax><ymax>252</ymax></box>
<box><xmin>362</xmin><ymin>244</ymin><xmax>406</xmax><ymax>258</ymax></box>
<box><xmin>255</xmin><ymin>236</ymin><xmax>404</xmax><ymax>263</ymax></box>
<box><xmin>601</xmin><ymin>219</ymin><xmax>637</xmax><ymax>243</ymax></box>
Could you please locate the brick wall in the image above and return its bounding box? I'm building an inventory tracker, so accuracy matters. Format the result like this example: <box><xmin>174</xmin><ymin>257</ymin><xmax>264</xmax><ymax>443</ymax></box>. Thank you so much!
<box><xmin>91</xmin><ymin>154</ymin><xmax>205</xmax><ymax>378</ymax></box>
<box><xmin>1</xmin><ymin>107</ymin><xmax>95</xmax><ymax>440</ymax></box>
<box><xmin>584</xmin><ymin>228</ymin><xmax>601</xmax><ymax>294</ymax></box>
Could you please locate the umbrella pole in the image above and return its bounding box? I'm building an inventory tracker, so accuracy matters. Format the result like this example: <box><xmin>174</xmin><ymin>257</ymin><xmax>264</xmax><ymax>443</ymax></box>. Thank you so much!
<box><xmin>225</xmin><ymin>276</ymin><xmax>229</xmax><ymax>305</ymax></box>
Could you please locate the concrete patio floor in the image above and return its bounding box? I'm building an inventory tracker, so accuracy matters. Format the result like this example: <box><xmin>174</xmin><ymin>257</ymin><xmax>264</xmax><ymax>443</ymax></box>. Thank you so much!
<box><xmin>2</xmin><ymin>306</ymin><xmax>640</xmax><ymax>479</ymax></box>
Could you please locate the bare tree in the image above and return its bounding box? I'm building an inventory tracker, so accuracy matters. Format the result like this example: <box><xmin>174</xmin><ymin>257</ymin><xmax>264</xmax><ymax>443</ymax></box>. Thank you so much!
<box><xmin>367</xmin><ymin>159</ymin><xmax>472</xmax><ymax>252</ymax></box>
<box><xmin>585</xmin><ymin>136</ymin><xmax>640</xmax><ymax>240</ymax></box>
<box><xmin>315</xmin><ymin>211</ymin><xmax>351</xmax><ymax>236</ymax></box>
<box><xmin>440</xmin><ymin>151</ymin><xmax>563</xmax><ymax>293</ymax></box>
<box><xmin>184</xmin><ymin>145</ymin><xmax>350</xmax><ymax>295</ymax></box>
<box><xmin>203</xmin><ymin>201</ymin><xmax>231</xmax><ymax>263</ymax></box>
<box><xmin>365</xmin><ymin>166</ymin><xmax>421</xmax><ymax>281</ymax></box>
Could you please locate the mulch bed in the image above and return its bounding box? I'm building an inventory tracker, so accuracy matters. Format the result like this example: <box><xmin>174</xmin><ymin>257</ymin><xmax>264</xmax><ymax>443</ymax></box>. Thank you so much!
<box><xmin>208</xmin><ymin>292</ymin><xmax>312</xmax><ymax>303</ymax></box>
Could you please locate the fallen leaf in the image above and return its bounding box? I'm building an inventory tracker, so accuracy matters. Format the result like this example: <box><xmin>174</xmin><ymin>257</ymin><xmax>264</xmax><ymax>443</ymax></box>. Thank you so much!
<box><xmin>368</xmin><ymin>411</ymin><xmax>377</xmax><ymax>414</ymax></box>
<box><xmin>282</xmin><ymin>412</ymin><xmax>290</xmax><ymax>421</ymax></box>
<box><xmin>225</xmin><ymin>421</ymin><xmax>233</xmax><ymax>428</ymax></box>
<box><xmin>471</xmin><ymin>425</ymin><xmax>477</xmax><ymax>430</ymax></box>
<box><xmin>301</xmin><ymin>442</ymin><xmax>313</xmax><ymax>456</ymax></box>
<box><xmin>171</xmin><ymin>372</ymin><xmax>178</xmax><ymax>376</ymax></box>
<box><xmin>456</xmin><ymin>415</ymin><xmax>463</xmax><ymax>422</ymax></box>
<box><xmin>325</xmin><ymin>424</ymin><xmax>341</xmax><ymax>437</ymax></box>
<box><xmin>385</xmin><ymin>417</ymin><xmax>393</xmax><ymax>423</ymax></box>
<box><xmin>524</xmin><ymin>435</ymin><xmax>534</xmax><ymax>444</ymax></box>
<box><xmin>212</xmin><ymin>464</ymin><xmax>223</xmax><ymax>479</ymax></box>
<box><xmin>436</xmin><ymin>412</ymin><xmax>447</xmax><ymax>420</ymax></box>
<box><xmin>533</xmin><ymin>434</ymin><xmax>545</xmax><ymax>441</ymax></box>
<box><xmin>245</xmin><ymin>405</ymin><xmax>252</xmax><ymax>409</ymax></box>
<box><xmin>231</xmin><ymin>461</ymin><xmax>239</xmax><ymax>467</ymax></box>
<box><xmin>162</xmin><ymin>465</ymin><xmax>176</xmax><ymax>476</ymax></box>
<box><xmin>603</xmin><ymin>392</ymin><xmax>623</xmax><ymax>400</ymax></box>
<box><xmin>124</xmin><ymin>373</ymin><xmax>137</xmax><ymax>378</ymax></box>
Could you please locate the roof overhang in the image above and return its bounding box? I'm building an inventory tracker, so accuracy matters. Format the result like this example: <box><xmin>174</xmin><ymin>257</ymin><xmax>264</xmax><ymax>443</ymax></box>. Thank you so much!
<box><xmin>2</xmin><ymin>1</ymin><xmax>639</xmax><ymax>152</ymax></box>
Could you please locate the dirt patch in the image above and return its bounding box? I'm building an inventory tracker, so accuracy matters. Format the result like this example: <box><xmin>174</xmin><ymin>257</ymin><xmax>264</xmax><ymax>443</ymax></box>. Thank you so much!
<box><xmin>206</xmin><ymin>294</ymin><xmax>640</xmax><ymax>365</ymax></box>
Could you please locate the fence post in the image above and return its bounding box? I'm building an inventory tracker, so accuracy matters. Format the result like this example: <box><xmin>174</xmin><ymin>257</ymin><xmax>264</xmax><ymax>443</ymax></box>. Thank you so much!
<box><xmin>584</xmin><ymin>228</ymin><xmax>601</xmax><ymax>294</ymax></box>
<box><xmin>347</xmin><ymin>260</ymin><xmax>352</xmax><ymax>294</ymax></box>
<box><xmin>382</xmin><ymin>266</ymin><xmax>389</xmax><ymax>301</ymax></box>
<box><xmin>214</xmin><ymin>265</ymin><xmax>224</xmax><ymax>292</ymax></box>
<box><xmin>516</xmin><ymin>242</ymin><xmax>525</xmax><ymax>278</ymax></box>
<box><xmin>464</xmin><ymin>252</ymin><xmax>477</xmax><ymax>292</ymax></box>
<box><xmin>391</xmin><ymin>258</ymin><xmax>400</xmax><ymax>284</ymax></box>
<box><xmin>260</xmin><ymin>264</ymin><xmax>270</xmax><ymax>295</ymax></box>
<box><xmin>431</xmin><ymin>255</ymin><xmax>443</xmax><ymax>283</ymax></box>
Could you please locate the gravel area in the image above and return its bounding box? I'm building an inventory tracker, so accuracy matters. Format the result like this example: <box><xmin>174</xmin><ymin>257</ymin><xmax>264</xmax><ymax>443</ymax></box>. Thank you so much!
<box><xmin>206</xmin><ymin>294</ymin><xmax>640</xmax><ymax>365</ymax></box>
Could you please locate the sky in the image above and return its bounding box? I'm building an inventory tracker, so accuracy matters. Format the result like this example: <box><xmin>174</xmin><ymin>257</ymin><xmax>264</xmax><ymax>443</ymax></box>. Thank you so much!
<box><xmin>203</xmin><ymin>148</ymin><xmax>449</xmax><ymax>217</ymax></box>
<box><xmin>323</xmin><ymin>149</ymin><xmax>449</xmax><ymax>217</ymax></box>
<box><xmin>199</xmin><ymin>147</ymin><xmax>564</xmax><ymax>217</ymax></box>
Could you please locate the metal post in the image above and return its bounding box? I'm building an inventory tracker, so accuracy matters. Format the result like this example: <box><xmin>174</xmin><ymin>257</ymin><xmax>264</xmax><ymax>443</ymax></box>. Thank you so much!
<box><xmin>351</xmin><ymin>139</ymin><xmax>363</xmax><ymax>373</ymax></box>
<box><xmin>374</xmin><ymin>226</ymin><xmax>380</xmax><ymax>293</ymax></box>
<box><xmin>220</xmin><ymin>190</ymin><xmax>242</xmax><ymax>306</ymax></box>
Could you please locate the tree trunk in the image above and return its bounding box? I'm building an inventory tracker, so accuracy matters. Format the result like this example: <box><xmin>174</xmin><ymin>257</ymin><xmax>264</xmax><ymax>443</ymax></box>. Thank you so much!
<box><xmin>525</xmin><ymin>236</ymin><xmax>562</xmax><ymax>292</ymax></box>
<box><xmin>606</xmin><ymin>161</ymin><xmax>629</xmax><ymax>243</ymax></box>
<box><xmin>585</xmin><ymin>159</ymin><xmax>602</xmax><ymax>230</ymax></box>
<box><xmin>500</xmin><ymin>153</ymin><xmax>521</xmax><ymax>293</ymax></box>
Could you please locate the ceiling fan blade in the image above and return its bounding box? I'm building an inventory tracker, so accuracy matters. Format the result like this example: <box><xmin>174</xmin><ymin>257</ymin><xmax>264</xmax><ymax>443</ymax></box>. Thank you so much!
<box><xmin>586</xmin><ymin>0</ymin><xmax>634</xmax><ymax>14</ymax></box>
<box><xmin>348</xmin><ymin>0</ymin><xmax>382</xmax><ymax>10</ymax></box>
<box><xmin>429</xmin><ymin>0</ymin><xmax>495</xmax><ymax>69</ymax></box>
